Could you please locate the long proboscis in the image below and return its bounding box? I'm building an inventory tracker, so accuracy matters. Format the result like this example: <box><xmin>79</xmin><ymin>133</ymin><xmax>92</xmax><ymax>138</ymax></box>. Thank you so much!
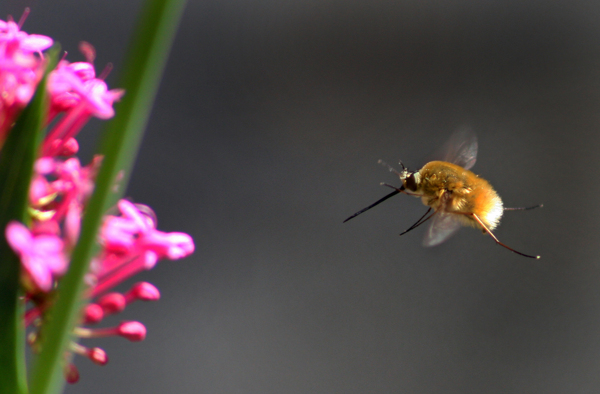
<box><xmin>343</xmin><ymin>188</ymin><xmax>402</xmax><ymax>223</ymax></box>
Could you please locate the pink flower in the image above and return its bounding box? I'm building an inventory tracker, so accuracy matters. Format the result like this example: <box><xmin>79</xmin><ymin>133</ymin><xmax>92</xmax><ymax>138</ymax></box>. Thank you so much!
<box><xmin>43</xmin><ymin>59</ymin><xmax>124</xmax><ymax>156</ymax></box>
<box><xmin>92</xmin><ymin>199</ymin><xmax>194</xmax><ymax>296</ymax></box>
<box><xmin>0</xmin><ymin>19</ymin><xmax>53</xmax><ymax>54</ymax></box>
<box><xmin>6</xmin><ymin>221</ymin><xmax>66</xmax><ymax>292</ymax></box>
<box><xmin>22</xmin><ymin>197</ymin><xmax>193</xmax><ymax>380</ymax></box>
<box><xmin>29</xmin><ymin>156</ymin><xmax>101</xmax><ymax>243</ymax></box>
<box><xmin>47</xmin><ymin>60</ymin><xmax>121</xmax><ymax>117</ymax></box>
<box><xmin>0</xmin><ymin>17</ymin><xmax>53</xmax><ymax>141</ymax></box>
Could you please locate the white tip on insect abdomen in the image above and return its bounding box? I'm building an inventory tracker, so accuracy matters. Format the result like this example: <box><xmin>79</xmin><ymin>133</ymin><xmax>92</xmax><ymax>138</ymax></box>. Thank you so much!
<box><xmin>483</xmin><ymin>194</ymin><xmax>504</xmax><ymax>230</ymax></box>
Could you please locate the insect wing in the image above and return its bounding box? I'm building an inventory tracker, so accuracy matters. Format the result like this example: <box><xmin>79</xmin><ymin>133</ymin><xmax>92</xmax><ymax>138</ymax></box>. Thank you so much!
<box><xmin>422</xmin><ymin>211</ymin><xmax>462</xmax><ymax>247</ymax></box>
<box><xmin>441</xmin><ymin>126</ymin><xmax>478</xmax><ymax>170</ymax></box>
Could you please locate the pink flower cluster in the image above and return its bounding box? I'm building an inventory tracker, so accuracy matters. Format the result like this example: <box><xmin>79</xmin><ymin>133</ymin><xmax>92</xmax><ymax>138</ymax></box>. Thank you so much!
<box><xmin>1</xmin><ymin>13</ymin><xmax>194</xmax><ymax>383</ymax></box>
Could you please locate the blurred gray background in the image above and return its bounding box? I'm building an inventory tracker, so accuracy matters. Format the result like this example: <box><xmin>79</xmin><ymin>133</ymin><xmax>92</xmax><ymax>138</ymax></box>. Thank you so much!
<box><xmin>4</xmin><ymin>0</ymin><xmax>600</xmax><ymax>393</ymax></box>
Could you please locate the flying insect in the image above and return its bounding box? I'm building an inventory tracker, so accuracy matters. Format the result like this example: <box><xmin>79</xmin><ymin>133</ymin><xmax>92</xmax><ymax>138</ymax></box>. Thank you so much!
<box><xmin>344</xmin><ymin>129</ymin><xmax>541</xmax><ymax>259</ymax></box>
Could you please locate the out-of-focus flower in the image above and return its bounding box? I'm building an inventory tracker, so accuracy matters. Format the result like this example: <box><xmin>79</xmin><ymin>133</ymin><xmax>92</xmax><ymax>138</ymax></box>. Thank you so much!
<box><xmin>6</xmin><ymin>221</ymin><xmax>66</xmax><ymax>292</ymax></box>
<box><xmin>1</xmin><ymin>12</ymin><xmax>194</xmax><ymax>384</ymax></box>
<box><xmin>23</xmin><ymin>198</ymin><xmax>194</xmax><ymax>382</ymax></box>
<box><xmin>0</xmin><ymin>16</ymin><xmax>53</xmax><ymax>142</ymax></box>
<box><xmin>30</xmin><ymin>156</ymin><xmax>102</xmax><ymax>246</ymax></box>
<box><xmin>44</xmin><ymin>60</ymin><xmax>124</xmax><ymax>157</ymax></box>
<box><xmin>93</xmin><ymin>199</ymin><xmax>195</xmax><ymax>296</ymax></box>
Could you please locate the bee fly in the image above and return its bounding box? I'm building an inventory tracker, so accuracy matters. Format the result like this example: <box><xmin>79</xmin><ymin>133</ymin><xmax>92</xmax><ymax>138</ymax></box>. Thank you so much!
<box><xmin>344</xmin><ymin>128</ymin><xmax>541</xmax><ymax>259</ymax></box>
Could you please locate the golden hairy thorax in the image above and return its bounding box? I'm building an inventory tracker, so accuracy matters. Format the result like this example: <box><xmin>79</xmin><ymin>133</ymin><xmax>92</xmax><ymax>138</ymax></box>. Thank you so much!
<box><xmin>414</xmin><ymin>161</ymin><xmax>504</xmax><ymax>230</ymax></box>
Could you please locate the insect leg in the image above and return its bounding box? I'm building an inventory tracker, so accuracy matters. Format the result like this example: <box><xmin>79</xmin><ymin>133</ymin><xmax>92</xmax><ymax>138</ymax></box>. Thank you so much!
<box><xmin>400</xmin><ymin>207</ymin><xmax>435</xmax><ymax>236</ymax></box>
<box><xmin>458</xmin><ymin>212</ymin><xmax>540</xmax><ymax>259</ymax></box>
<box><xmin>343</xmin><ymin>182</ymin><xmax>422</xmax><ymax>223</ymax></box>
<box><xmin>504</xmin><ymin>204</ymin><xmax>543</xmax><ymax>211</ymax></box>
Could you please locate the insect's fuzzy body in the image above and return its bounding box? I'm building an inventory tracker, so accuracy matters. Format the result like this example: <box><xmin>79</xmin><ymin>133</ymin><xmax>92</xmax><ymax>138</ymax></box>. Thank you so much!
<box><xmin>410</xmin><ymin>161</ymin><xmax>503</xmax><ymax>231</ymax></box>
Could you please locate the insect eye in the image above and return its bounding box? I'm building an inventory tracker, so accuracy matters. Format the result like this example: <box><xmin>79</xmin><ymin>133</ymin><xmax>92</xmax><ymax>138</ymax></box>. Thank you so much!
<box><xmin>404</xmin><ymin>173</ymin><xmax>418</xmax><ymax>191</ymax></box>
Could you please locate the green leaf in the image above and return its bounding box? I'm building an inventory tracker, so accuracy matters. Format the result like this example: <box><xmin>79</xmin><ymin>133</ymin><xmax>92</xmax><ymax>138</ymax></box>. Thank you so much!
<box><xmin>28</xmin><ymin>0</ymin><xmax>188</xmax><ymax>393</ymax></box>
<box><xmin>0</xmin><ymin>45</ymin><xmax>60</xmax><ymax>394</ymax></box>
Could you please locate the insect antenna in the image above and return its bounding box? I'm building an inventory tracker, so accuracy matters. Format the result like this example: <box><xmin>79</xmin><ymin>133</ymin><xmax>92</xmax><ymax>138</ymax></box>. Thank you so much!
<box><xmin>377</xmin><ymin>159</ymin><xmax>406</xmax><ymax>176</ymax></box>
<box><xmin>504</xmin><ymin>204</ymin><xmax>543</xmax><ymax>211</ymax></box>
<box><xmin>400</xmin><ymin>207</ymin><xmax>434</xmax><ymax>236</ymax></box>
<box><xmin>343</xmin><ymin>189</ymin><xmax>401</xmax><ymax>223</ymax></box>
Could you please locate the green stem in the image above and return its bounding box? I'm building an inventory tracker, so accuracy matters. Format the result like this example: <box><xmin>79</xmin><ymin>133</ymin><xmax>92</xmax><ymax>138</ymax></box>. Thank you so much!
<box><xmin>0</xmin><ymin>46</ymin><xmax>59</xmax><ymax>394</ymax></box>
<box><xmin>0</xmin><ymin>254</ymin><xmax>27</xmax><ymax>394</ymax></box>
